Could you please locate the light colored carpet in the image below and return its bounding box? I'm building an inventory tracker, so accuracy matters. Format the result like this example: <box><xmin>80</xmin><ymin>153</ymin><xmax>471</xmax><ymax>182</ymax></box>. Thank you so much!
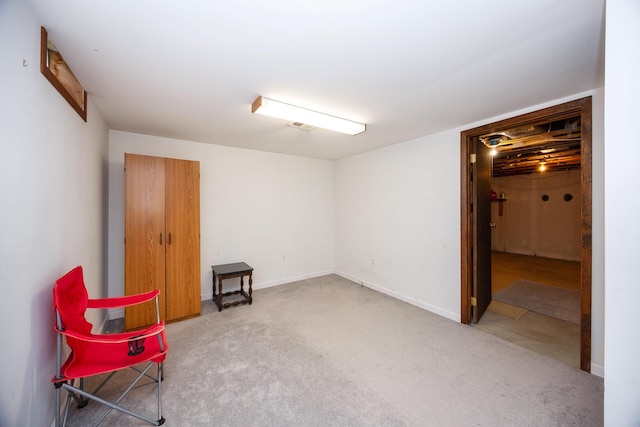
<box><xmin>493</xmin><ymin>279</ymin><xmax>580</xmax><ymax>324</ymax></box>
<box><xmin>62</xmin><ymin>275</ymin><xmax>602</xmax><ymax>426</ymax></box>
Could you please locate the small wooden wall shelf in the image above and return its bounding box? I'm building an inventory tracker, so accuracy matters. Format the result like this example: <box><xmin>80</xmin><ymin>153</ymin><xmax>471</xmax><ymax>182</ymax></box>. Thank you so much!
<box><xmin>40</xmin><ymin>27</ymin><xmax>87</xmax><ymax>121</ymax></box>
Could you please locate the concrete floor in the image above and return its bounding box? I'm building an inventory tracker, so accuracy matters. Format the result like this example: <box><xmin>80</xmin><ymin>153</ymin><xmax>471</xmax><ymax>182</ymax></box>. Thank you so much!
<box><xmin>474</xmin><ymin>251</ymin><xmax>581</xmax><ymax>369</ymax></box>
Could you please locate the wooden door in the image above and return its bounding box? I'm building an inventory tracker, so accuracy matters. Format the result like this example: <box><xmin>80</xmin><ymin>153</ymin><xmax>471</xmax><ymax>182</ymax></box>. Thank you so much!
<box><xmin>124</xmin><ymin>154</ymin><xmax>166</xmax><ymax>330</ymax></box>
<box><xmin>472</xmin><ymin>138</ymin><xmax>493</xmax><ymax>322</ymax></box>
<box><xmin>460</xmin><ymin>97</ymin><xmax>592</xmax><ymax>371</ymax></box>
<box><xmin>164</xmin><ymin>158</ymin><xmax>201</xmax><ymax>321</ymax></box>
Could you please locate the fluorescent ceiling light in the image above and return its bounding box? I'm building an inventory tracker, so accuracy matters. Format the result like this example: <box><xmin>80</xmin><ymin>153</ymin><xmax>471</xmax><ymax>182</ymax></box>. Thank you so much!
<box><xmin>251</xmin><ymin>96</ymin><xmax>366</xmax><ymax>136</ymax></box>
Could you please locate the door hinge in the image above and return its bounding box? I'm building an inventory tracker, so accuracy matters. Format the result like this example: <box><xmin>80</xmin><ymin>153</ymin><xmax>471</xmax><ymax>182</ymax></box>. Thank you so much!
<box><xmin>470</xmin><ymin>296</ymin><xmax>477</xmax><ymax>307</ymax></box>
<box><xmin>470</xmin><ymin>153</ymin><xmax>476</xmax><ymax>164</ymax></box>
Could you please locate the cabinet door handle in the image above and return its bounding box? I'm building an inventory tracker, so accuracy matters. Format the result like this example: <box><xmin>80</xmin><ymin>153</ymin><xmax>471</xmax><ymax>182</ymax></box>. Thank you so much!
<box><xmin>159</xmin><ymin>233</ymin><xmax>162</xmax><ymax>245</ymax></box>
<box><xmin>168</xmin><ymin>233</ymin><xmax>172</xmax><ymax>245</ymax></box>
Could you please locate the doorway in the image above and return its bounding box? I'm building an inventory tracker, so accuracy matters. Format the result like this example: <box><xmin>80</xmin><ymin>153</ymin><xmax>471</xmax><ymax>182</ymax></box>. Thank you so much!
<box><xmin>460</xmin><ymin>97</ymin><xmax>592</xmax><ymax>372</ymax></box>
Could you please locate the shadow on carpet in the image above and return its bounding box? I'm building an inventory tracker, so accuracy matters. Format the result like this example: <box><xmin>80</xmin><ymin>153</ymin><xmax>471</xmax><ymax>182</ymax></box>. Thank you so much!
<box><xmin>493</xmin><ymin>279</ymin><xmax>579</xmax><ymax>324</ymax></box>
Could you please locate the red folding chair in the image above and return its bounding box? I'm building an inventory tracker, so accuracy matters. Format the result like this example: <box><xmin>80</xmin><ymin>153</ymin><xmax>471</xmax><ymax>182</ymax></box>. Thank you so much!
<box><xmin>52</xmin><ymin>266</ymin><xmax>168</xmax><ymax>426</ymax></box>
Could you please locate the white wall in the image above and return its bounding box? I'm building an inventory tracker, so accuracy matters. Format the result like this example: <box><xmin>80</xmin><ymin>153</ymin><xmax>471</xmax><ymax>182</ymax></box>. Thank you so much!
<box><xmin>0</xmin><ymin>1</ymin><xmax>614</xmax><ymax>424</ymax></box>
<box><xmin>108</xmin><ymin>131</ymin><xmax>335</xmax><ymax>310</ymax></box>
<box><xmin>491</xmin><ymin>171</ymin><xmax>581</xmax><ymax>261</ymax></box>
<box><xmin>336</xmin><ymin>89</ymin><xmax>605</xmax><ymax>375</ymax></box>
<box><xmin>335</xmin><ymin>129</ymin><xmax>462</xmax><ymax>320</ymax></box>
<box><xmin>604</xmin><ymin>0</ymin><xmax>640</xmax><ymax>425</ymax></box>
<box><xmin>0</xmin><ymin>0</ymin><xmax>110</xmax><ymax>425</ymax></box>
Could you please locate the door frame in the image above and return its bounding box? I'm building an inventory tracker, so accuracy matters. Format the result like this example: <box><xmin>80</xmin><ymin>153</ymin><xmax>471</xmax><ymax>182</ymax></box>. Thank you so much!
<box><xmin>460</xmin><ymin>96</ymin><xmax>592</xmax><ymax>372</ymax></box>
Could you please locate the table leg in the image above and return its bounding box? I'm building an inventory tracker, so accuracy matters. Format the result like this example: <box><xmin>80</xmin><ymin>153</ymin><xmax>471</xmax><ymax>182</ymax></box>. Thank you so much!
<box><xmin>248</xmin><ymin>272</ymin><xmax>253</xmax><ymax>304</ymax></box>
<box><xmin>217</xmin><ymin>277</ymin><xmax>223</xmax><ymax>312</ymax></box>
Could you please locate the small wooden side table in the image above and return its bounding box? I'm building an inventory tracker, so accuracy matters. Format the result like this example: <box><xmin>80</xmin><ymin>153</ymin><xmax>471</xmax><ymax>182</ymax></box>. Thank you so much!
<box><xmin>211</xmin><ymin>262</ymin><xmax>253</xmax><ymax>312</ymax></box>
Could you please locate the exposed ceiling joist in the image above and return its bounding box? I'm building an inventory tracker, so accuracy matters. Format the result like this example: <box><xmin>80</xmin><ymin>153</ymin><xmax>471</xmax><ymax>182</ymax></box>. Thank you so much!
<box><xmin>482</xmin><ymin>116</ymin><xmax>582</xmax><ymax>177</ymax></box>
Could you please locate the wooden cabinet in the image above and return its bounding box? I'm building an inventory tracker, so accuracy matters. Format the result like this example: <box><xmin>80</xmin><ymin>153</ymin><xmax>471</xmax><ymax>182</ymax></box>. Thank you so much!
<box><xmin>124</xmin><ymin>153</ymin><xmax>201</xmax><ymax>330</ymax></box>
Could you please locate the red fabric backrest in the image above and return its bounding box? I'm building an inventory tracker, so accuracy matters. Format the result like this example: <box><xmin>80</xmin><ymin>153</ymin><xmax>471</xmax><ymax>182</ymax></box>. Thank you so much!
<box><xmin>53</xmin><ymin>266</ymin><xmax>93</xmax><ymax>335</ymax></box>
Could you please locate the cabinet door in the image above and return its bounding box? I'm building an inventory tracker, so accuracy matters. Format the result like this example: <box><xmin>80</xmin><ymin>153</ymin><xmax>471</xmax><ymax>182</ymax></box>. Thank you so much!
<box><xmin>124</xmin><ymin>154</ymin><xmax>166</xmax><ymax>330</ymax></box>
<box><xmin>165</xmin><ymin>158</ymin><xmax>201</xmax><ymax>321</ymax></box>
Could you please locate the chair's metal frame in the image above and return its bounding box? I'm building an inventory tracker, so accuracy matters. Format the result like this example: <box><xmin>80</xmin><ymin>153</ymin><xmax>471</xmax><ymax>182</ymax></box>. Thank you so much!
<box><xmin>53</xmin><ymin>293</ymin><xmax>166</xmax><ymax>427</ymax></box>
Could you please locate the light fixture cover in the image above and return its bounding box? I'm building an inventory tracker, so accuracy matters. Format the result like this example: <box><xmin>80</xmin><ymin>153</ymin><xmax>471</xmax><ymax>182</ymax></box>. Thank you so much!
<box><xmin>251</xmin><ymin>96</ymin><xmax>366</xmax><ymax>135</ymax></box>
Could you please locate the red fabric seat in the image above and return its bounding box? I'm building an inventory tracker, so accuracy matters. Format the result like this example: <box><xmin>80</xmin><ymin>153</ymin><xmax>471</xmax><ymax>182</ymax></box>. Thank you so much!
<box><xmin>52</xmin><ymin>266</ymin><xmax>168</xmax><ymax>426</ymax></box>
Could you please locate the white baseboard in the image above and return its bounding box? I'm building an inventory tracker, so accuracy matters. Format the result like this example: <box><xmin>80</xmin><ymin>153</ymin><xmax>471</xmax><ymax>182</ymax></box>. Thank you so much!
<box><xmin>334</xmin><ymin>270</ymin><xmax>461</xmax><ymax>323</ymax></box>
<box><xmin>108</xmin><ymin>307</ymin><xmax>125</xmax><ymax>320</ymax></box>
<box><xmin>200</xmin><ymin>269</ymin><xmax>334</xmax><ymax>301</ymax></box>
<box><xmin>590</xmin><ymin>363</ymin><xmax>604</xmax><ymax>378</ymax></box>
<box><xmin>109</xmin><ymin>270</ymin><xmax>336</xmax><ymax>319</ymax></box>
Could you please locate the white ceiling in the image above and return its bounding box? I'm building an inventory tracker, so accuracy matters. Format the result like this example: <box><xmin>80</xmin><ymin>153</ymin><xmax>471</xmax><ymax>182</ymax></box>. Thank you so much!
<box><xmin>27</xmin><ymin>0</ymin><xmax>605</xmax><ymax>160</ymax></box>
